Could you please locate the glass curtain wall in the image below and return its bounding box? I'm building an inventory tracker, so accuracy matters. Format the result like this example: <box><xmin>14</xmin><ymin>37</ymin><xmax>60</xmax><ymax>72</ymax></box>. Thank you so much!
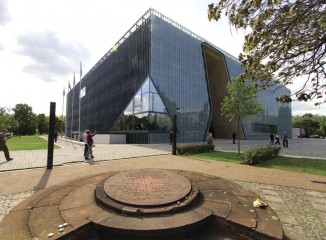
<box><xmin>66</xmin><ymin>18</ymin><xmax>151</xmax><ymax>137</ymax></box>
<box><xmin>150</xmin><ymin>15</ymin><xmax>211</xmax><ymax>143</ymax></box>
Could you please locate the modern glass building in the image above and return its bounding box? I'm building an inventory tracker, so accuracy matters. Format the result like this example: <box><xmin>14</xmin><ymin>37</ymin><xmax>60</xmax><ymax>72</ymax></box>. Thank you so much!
<box><xmin>66</xmin><ymin>9</ymin><xmax>292</xmax><ymax>144</ymax></box>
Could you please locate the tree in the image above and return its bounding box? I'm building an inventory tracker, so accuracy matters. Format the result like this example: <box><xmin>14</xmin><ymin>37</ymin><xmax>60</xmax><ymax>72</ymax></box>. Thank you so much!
<box><xmin>293</xmin><ymin>118</ymin><xmax>320</xmax><ymax>136</ymax></box>
<box><xmin>37</xmin><ymin>114</ymin><xmax>49</xmax><ymax>135</ymax></box>
<box><xmin>316</xmin><ymin>116</ymin><xmax>326</xmax><ymax>136</ymax></box>
<box><xmin>55</xmin><ymin>116</ymin><xmax>65</xmax><ymax>134</ymax></box>
<box><xmin>292</xmin><ymin>113</ymin><xmax>321</xmax><ymax>136</ymax></box>
<box><xmin>208</xmin><ymin>1</ymin><xmax>326</xmax><ymax>105</ymax></box>
<box><xmin>13</xmin><ymin>104</ymin><xmax>37</xmax><ymax>135</ymax></box>
<box><xmin>0</xmin><ymin>107</ymin><xmax>19</xmax><ymax>133</ymax></box>
<box><xmin>221</xmin><ymin>77</ymin><xmax>264</xmax><ymax>153</ymax></box>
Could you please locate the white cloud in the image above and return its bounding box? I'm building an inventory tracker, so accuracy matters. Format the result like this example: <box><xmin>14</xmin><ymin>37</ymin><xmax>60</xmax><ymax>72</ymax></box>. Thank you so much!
<box><xmin>16</xmin><ymin>31</ymin><xmax>89</xmax><ymax>82</ymax></box>
<box><xmin>0</xmin><ymin>0</ymin><xmax>10</xmax><ymax>25</ymax></box>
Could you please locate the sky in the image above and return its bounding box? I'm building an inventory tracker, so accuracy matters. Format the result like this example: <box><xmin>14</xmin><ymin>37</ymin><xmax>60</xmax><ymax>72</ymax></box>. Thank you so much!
<box><xmin>0</xmin><ymin>0</ymin><xmax>325</xmax><ymax>116</ymax></box>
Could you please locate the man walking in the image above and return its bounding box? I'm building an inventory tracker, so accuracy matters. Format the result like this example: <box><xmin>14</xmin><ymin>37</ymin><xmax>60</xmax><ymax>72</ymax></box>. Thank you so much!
<box><xmin>275</xmin><ymin>134</ymin><xmax>280</xmax><ymax>145</ymax></box>
<box><xmin>0</xmin><ymin>129</ymin><xmax>13</xmax><ymax>161</ymax></box>
<box><xmin>83</xmin><ymin>130</ymin><xmax>89</xmax><ymax>158</ymax></box>
<box><xmin>85</xmin><ymin>130</ymin><xmax>96</xmax><ymax>160</ymax></box>
<box><xmin>283</xmin><ymin>132</ymin><xmax>288</xmax><ymax>148</ymax></box>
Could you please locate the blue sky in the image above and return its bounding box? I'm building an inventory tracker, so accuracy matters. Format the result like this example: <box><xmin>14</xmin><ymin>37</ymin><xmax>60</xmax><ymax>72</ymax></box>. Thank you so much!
<box><xmin>0</xmin><ymin>0</ymin><xmax>324</xmax><ymax>116</ymax></box>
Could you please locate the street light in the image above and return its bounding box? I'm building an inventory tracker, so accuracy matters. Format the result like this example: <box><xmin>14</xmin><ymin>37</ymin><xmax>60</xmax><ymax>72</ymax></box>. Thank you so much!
<box><xmin>172</xmin><ymin>108</ymin><xmax>180</xmax><ymax>155</ymax></box>
<box><xmin>172</xmin><ymin>114</ymin><xmax>177</xmax><ymax>155</ymax></box>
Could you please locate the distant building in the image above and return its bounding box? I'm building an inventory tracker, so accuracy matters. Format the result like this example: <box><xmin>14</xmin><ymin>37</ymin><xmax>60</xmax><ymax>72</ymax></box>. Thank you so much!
<box><xmin>66</xmin><ymin>9</ymin><xmax>292</xmax><ymax>144</ymax></box>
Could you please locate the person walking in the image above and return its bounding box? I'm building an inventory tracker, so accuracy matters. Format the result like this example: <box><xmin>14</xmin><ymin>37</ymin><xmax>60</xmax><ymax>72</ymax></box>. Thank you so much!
<box><xmin>54</xmin><ymin>131</ymin><xmax>58</xmax><ymax>142</ymax></box>
<box><xmin>85</xmin><ymin>130</ymin><xmax>96</xmax><ymax>160</ymax></box>
<box><xmin>283</xmin><ymin>132</ymin><xmax>288</xmax><ymax>148</ymax></box>
<box><xmin>232</xmin><ymin>132</ymin><xmax>237</xmax><ymax>144</ymax></box>
<box><xmin>206</xmin><ymin>131</ymin><xmax>213</xmax><ymax>144</ymax></box>
<box><xmin>83</xmin><ymin>130</ymin><xmax>89</xmax><ymax>158</ymax></box>
<box><xmin>269</xmin><ymin>134</ymin><xmax>274</xmax><ymax>145</ymax></box>
<box><xmin>275</xmin><ymin>134</ymin><xmax>280</xmax><ymax>145</ymax></box>
<box><xmin>0</xmin><ymin>129</ymin><xmax>13</xmax><ymax>161</ymax></box>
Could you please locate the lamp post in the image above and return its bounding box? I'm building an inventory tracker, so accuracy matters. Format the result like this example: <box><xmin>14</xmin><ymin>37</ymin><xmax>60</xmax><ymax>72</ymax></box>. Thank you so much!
<box><xmin>172</xmin><ymin>114</ymin><xmax>177</xmax><ymax>155</ymax></box>
<box><xmin>172</xmin><ymin>108</ymin><xmax>180</xmax><ymax>155</ymax></box>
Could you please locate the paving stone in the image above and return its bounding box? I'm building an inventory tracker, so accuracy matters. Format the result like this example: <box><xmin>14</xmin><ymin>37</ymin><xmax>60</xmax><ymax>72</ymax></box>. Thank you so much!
<box><xmin>268</xmin><ymin>201</ymin><xmax>290</xmax><ymax>213</ymax></box>
<box><xmin>263</xmin><ymin>195</ymin><xmax>285</xmax><ymax>203</ymax></box>
<box><xmin>283</xmin><ymin>225</ymin><xmax>310</xmax><ymax>240</ymax></box>
<box><xmin>276</xmin><ymin>211</ymin><xmax>300</xmax><ymax>226</ymax></box>
<box><xmin>305</xmin><ymin>190</ymin><xmax>326</xmax><ymax>198</ymax></box>
<box><xmin>261</xmin><ymin>189</ymin><xmax>279</xmax><ymax>196</ymax></box>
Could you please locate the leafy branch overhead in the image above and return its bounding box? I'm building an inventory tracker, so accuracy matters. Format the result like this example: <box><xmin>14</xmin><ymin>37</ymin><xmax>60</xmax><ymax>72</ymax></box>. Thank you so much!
<box><xmin>221</xmin><ymin>77</ymin><xmax>264</xmax><ymax>121</ymax></box>
<box><xmin>208</xmin><ymin>0</ymin><xmax>326</xmax><ymax>105</ymax></box>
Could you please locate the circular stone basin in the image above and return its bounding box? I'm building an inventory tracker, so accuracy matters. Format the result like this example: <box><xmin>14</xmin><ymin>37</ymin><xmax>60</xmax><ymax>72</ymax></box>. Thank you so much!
<box><xmin>104</xmin><ymin>169</ymin><xmax>192</xmax><ymax>206</ymax></box>
<box><xmin>0</xmin><ymin>169</ymin><xmax>284</xmax><ymax>240</ymax></box>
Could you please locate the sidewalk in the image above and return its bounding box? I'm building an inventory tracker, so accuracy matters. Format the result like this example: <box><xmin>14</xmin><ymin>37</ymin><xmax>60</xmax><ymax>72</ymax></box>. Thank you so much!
<box><xmin>0</xmin><ymin>138</ymin><xmax>325</xmax><ymax>239</ymax></box>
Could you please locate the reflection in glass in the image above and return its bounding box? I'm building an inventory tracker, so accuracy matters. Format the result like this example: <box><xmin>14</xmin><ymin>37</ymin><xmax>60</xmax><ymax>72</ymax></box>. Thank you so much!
<box><xmin>134</xmin><ymin>113</ymin><xmax>149</xmax><ymax>130</ymax></box>
<box><xmin>125</xmin><ymin>115</ymin><xmax>133</xmax><ymax>130</ymax></box>
<box><xmin>142</xmin><ymin>79</ymin><xmax>150</xmax><ymax>93</ymax></box>
<box><xmin>112</xmin><ymin>76</ymin><xmax>172</xmax><ymax>132</ymax></box>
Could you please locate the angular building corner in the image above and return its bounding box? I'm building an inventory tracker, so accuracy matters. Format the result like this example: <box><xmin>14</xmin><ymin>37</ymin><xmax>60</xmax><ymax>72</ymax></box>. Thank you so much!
<box><xmin>66</xmin><ymin>9</ymin><xmax>292</xmax><ymax>144</ymax></box>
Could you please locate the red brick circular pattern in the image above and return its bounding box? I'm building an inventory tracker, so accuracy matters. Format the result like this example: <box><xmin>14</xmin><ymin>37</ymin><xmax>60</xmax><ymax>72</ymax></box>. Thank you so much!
<box><xmin>104</xmin><ymin>169</ymin><xmax>192</xmax><ymax>206</ymax></box>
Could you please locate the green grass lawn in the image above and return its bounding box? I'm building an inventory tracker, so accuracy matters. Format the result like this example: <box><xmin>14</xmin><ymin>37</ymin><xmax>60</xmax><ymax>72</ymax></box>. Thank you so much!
<box><xmin>6</xmin><ymin>135</ymin><xmax>60</xmax><ymax>151</ymax></box>
<box><xmin>189</xmin><ymin>151</ymin><xmax>326</xmax><ymax>176</ymax></box>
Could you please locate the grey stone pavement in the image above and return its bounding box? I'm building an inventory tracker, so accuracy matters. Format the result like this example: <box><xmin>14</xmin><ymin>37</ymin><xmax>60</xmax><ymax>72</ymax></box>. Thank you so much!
<box><xmin>0</xmin><ymin>137</ymin><xmax>325</xmax><ymax>239</ymax></box>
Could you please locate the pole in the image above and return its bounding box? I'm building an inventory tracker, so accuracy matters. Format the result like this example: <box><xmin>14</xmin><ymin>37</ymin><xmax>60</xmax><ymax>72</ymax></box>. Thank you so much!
<box><xmin>172</xmin><ymin>114</ymin><xmax>177</xmax><ymax>155</ymax></box>
<box><xmin>71</xmin><ymin>73</ymin><xmax>75</xmax><ymax>139</ymax></box>
<box><xmin>62</xmin><ymin>87</ymin><xmax>65</xmax><ymax>135</ymax></box>
<box><xmin>78</xmin><ymin>62</ymin><xmax>82</xmax><ymax>141</ymax></box>
<box><xmin>236</xmin><ymin>80</ymin><xmax>240</xmax><ymax>154</ymax></box>
<box><xmin>47</xmin><ymin>102</ymin><xmax>56</xmax><ymax>169</ymax></box>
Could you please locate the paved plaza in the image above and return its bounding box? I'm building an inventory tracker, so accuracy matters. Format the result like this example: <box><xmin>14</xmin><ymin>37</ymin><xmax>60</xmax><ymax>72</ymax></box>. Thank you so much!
<box><xmin>0</xmin><ymin>137</ymin><xmax>325</xmax><ymax>239</ymax></box>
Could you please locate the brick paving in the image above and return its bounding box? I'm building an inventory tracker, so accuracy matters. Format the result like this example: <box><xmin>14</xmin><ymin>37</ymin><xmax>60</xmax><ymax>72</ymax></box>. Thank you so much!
<box><xmin>0</xmin><ymin>137</ymin><xmax>325</xmax><ymax>239</ymax></box>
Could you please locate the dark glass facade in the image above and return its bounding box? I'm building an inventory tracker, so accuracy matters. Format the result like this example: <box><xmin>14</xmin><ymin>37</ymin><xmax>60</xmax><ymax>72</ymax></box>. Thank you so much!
<box><xmin>66</xmin><ymin>9</ymin><xmax>292</xmax><ymax>143</ymax></box>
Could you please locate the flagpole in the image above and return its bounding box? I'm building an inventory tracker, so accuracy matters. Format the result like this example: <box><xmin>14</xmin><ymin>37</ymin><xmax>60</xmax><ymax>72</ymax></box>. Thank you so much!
<box><xmin>78</xmin><ymin>62</ymin><xmax>82</xmax><ymax>141</ymax></box>
<box><xmin>62</xmin><ymin>86</ymin><xmax>65</xmax><ymax>135</ymax></box>
<box><xmin>71</xmin><ymin>73</ymin><xmax>75</xmax><ymax>139</ymax></box>
<box><xmin>65</xmin><ymin>83</ymin><xmax>68</xmax><ymax>138</ymax></box>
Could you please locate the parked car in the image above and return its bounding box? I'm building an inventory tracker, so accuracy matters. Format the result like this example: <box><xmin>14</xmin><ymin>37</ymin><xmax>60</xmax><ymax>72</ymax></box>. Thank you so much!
<box><xmin>309</xmin><ymin>134</ymin><xmax>320</xmax><ymax>138</ymax></box>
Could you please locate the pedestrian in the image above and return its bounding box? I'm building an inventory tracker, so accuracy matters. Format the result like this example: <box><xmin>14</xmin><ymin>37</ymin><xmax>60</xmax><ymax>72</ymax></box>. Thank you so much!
<box><xmin>85</xmin><ymin>130</ymin><xmax>96</xmax><ymax>160</ymax></box>
<box><xmin>83</xmin><ymin>130</ymin><xmax>89</xmax><ymax>158</ymax></box>
<box><xmin>283</xmin><ymin>132</ymin><xmax>288</xmax><ymax>148</ymax></box>
<box><xmin>0</xmin><ymin>129</ymin><xmax>13</xmax><ymax>161</ymax></box>
<box><xmin>232</xmin><ymin>132</ymin><xmax>237</xmax><ymax>144</ymax></box>
<box><xmin>275</xmin><ymin>134</ymin><xmax>280</xmax><ymax>145</ymax></box>
<box><xmin>54</xmin><ymin>131</ymin><xmax>58</xmax><ymax>142</ymax></box>
<box><xmin>169</xmin><ymin>131</ymin><xmax>173</xmax><ymax>145</ymax></box>
<box><xmin>206</xmin><ymin>131</ymin><xmax>213</xmax><ymax>144</ymax></box>
<box><xmin>270</xmin><ymin>134</ymin><xmax>274</xmax><ymax>144</ymax></box>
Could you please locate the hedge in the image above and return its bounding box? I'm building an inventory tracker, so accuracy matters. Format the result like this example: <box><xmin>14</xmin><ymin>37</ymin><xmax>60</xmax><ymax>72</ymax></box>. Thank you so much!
<box><xmin>241</xmin><ymin>145</ymin><xmax>281</xmax><ymax>165</ymax></box>
<box><xmin>176</xmin><ymin>144</ymin><xmax>215</xmax><ymax>155</ymax></box>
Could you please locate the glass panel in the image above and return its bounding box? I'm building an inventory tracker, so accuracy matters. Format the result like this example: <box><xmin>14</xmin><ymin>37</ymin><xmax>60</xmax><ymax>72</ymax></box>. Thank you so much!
<box><xmin>149</xmin><ymin>79</ymin><xmax>158</xmax><ymax>93</ymax></box>
<box><xmin>142</xmin><ymin>77</ymin><xmax>150</xmax><ymax>93</ymax></box>
<box><xmin>134</xmin><ymin>106</ymin><xmax>141</xmax><ymax>114</ymax></box>
<box><xmin>134</xmin><ymin>113</ymin><xmax>149</xmax><ymax>130</ymax></box>
<box><xmin>134</xmin><ymin>91</ymin><xmax>142</xmax><ymax>107</ymax></box>
<box><xmin>156</xmin><ymin>113</ymin><xmax>172</xmax><ymax>132</ymax></box>
<box><xmin>125</xmin><ymin>115</ymin><xmax>133</xmax><ymax>130</ymax></box>
<box><xmin>141</xmin><ymin>92</ymin><xmax>150</xmax><ymax>112</ymax></box>
<box><xmin>124</xmin><ymin>100</ymin><xmax>134</xmax><ymax>115</ymax></box>
<box><xmin>149</xmin><ymin>113</ymin><xmax>156</xmax><ymax>130</ymax></box>
<box><xmin>112</xmin><ymin>115</ymin><xmax>125</xmax><ymax>131</ymax></box>
<box><xmin>153</xmin><ymin>93</ymin><xmax>165</xmax><ymax>112</ymax></box>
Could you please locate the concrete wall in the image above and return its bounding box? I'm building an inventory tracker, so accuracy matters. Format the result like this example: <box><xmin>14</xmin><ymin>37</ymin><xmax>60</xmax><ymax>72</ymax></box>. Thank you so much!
<box><xmin>93</xmin><ymin>134</ymin><xmax>126</xmax><ymax>144</ymax></box>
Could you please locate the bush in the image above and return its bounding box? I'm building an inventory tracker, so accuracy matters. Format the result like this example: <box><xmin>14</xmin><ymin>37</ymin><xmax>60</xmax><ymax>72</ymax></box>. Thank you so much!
<box><xmin>177</xmin><ymin>144</ymin><xmax>215</xmax><ymax>155</ymax></box>
<box><xmin>241</xmin><ymin>145</ymin><xmax>281</xmax><ymax>165</ymax></box>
